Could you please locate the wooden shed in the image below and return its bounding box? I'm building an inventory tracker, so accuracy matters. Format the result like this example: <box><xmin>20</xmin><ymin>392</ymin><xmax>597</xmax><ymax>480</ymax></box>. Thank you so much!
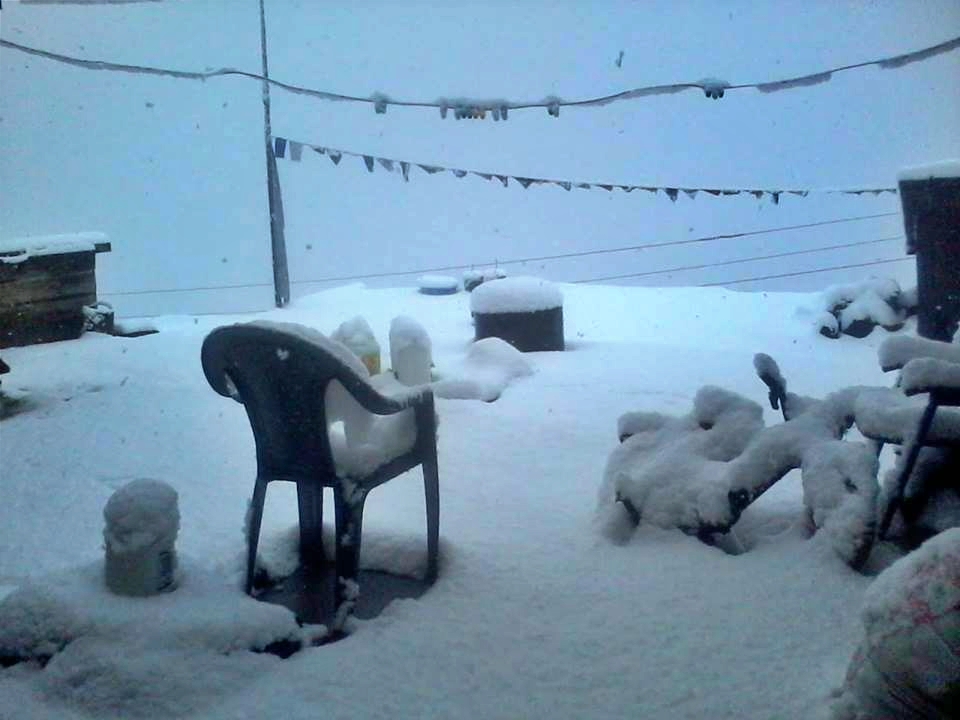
<box><xmin>0</xmin><ymin>233</ymin><xmax>112</xmax><ymax>348</ymax></box>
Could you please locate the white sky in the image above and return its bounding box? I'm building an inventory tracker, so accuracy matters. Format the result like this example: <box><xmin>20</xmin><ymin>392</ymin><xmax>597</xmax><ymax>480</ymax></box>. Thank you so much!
<box><xmin>1</xmin><ymin>1</ymin><xmax>958</xmax><ymax>315</ymax></box>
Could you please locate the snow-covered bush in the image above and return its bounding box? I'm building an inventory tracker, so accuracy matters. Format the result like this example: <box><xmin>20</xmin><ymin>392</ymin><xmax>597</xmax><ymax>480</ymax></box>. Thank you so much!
<box><xmin>816</xmin><ymin>277</ymin><xmax>915</xmax><ymax>339</ymax></box>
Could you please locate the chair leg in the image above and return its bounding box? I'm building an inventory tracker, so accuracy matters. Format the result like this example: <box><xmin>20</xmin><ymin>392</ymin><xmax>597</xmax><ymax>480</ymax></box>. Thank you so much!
<box><xmin>423</xmin><ymin>446</ymin><xmax>440</xmax><ymax>584</ymax></box>
<box><xmin>333</xmin><ymin>483</ymin><xmax>366</xmax><ymax>623</ymax></box>
<box><xmin>296</xmin><ymin>482</ymin><xmax>325</xmax><ymax>568</ymax></box>
<box><xmin>246</xmin><ymin>476</ymin><xmax>269</xmax><ymax>595</ymax></box>
<box><xmin>877</xmin><ymin>399</ymin><xmax>939</xmax><ymax>540</ymax></box>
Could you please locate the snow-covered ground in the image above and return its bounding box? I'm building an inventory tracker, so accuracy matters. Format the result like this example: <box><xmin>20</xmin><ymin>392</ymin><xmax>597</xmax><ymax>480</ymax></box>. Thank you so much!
<box><xmin>0</xmin><ymin>281</ymin><xmax>918</xmax><ymax>719</ymax></box>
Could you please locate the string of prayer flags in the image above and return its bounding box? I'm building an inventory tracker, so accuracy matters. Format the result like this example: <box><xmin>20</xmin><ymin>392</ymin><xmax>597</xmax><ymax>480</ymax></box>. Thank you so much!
<box><xmin>271</xmin><ymin>135</ymin><xmax>899</xmax><ymax>203</ymax></box>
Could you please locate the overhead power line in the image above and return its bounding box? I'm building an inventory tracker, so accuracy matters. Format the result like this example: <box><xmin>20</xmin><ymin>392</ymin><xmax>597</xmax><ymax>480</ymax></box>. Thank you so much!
<box><xmin>701</xmin><ymin>257</ymin><xmax>912</xmax><ymax>287</ymax></box>
<box><xmin>572</xmin><ymin>235</ymin><xmax>903</xmax><ymax>284</ymax></box>
<box><xmin>2</xmin><ymin>34</ymin><xmax>958</xmax><ymax>116</ymax></box>
<box><xmin>291</xmin><ymin>212</ymin><xmax>900</xmax><ymax>285</ymax></box>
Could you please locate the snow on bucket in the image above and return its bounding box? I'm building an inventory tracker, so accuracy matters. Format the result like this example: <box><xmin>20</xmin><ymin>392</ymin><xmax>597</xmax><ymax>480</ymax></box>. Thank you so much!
<box><xmin>103</xmin><ymin>479</ymin><xmax>179</xmax><ymax>596</ymax></box>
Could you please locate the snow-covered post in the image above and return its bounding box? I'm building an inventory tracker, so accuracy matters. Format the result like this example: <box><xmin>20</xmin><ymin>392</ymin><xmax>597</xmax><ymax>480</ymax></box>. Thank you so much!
<box><xmin>103</xmin><ymin>479</ymin><xmax>179</xmax><ymax>596</ymax></box>
<box><xmin>898</xmin><ymin>161</ymin><xmax>960</xmax><ymax>341</ymax></box>
<box><xmin>389</xmin><ymin>316</ymin><xmax>433</xmax><ymax>385</ymax></box>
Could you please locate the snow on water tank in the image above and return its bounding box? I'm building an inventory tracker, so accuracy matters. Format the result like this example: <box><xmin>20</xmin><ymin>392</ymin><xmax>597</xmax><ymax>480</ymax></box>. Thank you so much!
<box><xmin>470</xmin><ymin>276</ymin><xmax>564</xmax><ymax>352</ymax></box>
<box><xmin>103</xmin><ymin>479</ymin><xmax>179</xmax><ymax>596</ymax></box>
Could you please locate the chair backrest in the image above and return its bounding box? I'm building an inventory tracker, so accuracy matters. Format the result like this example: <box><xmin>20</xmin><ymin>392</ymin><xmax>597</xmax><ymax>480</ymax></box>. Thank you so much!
<box><xmin>201</xmin><ymin>321</ymin><xmax>374</xmax><ymax>482</ymax></box>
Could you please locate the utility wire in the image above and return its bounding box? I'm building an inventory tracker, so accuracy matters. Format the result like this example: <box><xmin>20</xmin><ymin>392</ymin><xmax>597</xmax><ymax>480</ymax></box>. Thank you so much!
<box><xmin>96</xmin><ymin>213</ymin><xmax>900</xmax><ymax>296</ymax></box>
<box><xmin>701</xmin><ymin>257</ymin><xmax>911</xmax><ymax>287</ymax></box>
<box><xmin>572</xmin><ymin>235</ymin><xmax>903</xmax><ymax>284</ymax></box>
<box><xmin>290</xmin><ymin>212</ymin><xmax>899</xmax><ymax>285</ymax></box>
<box><xmin>2</xmin><ymin>34</ymin><xmax>958</xmax><ymax>115</ymax></box>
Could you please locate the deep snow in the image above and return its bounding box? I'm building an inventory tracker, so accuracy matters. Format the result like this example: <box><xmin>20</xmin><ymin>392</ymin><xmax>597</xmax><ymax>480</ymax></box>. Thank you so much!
<box><xmin>0</xmin><ymin>280</ymin><xmax>929</xmax><ymax>719</ymax></box>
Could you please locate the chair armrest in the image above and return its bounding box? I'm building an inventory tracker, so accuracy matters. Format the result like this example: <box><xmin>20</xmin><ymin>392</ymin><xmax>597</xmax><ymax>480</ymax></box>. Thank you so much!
<box><xmin>341</xmin><ymin>373</ymin><xmax>434</xmax><ymax>416</ymax></box>
<box><xmin>900</xmin><ymin>357</ymin><xmax>960</xmax><ymax>404</ymax></box>
<box><xmin>878</xmin><ymin>335</ymin><xmax>960</xmax><ymax>372</ymax></box>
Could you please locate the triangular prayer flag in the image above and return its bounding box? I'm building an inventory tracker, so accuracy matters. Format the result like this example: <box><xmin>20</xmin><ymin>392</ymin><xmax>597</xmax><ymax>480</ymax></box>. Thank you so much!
<box><xmin>558</xmin><ymin>181</ymin><xmax>572</xmax><ymax>191</ymax></box>
<box><xmin>312</xmin><ymin>146</ymin><xmax>326</xmax><ymax>156</ymax></box>
<box><xmin>419</xmin><ymin>165</ymin><xmax>443</xmax><ymax>174</ymax></box>
<box><xmin>683</xmin><ymin>189</ymin><xmax>698</xmax><ymax>199</ymax></box>
<box><xmin>377</xmin><ymin>158</ymin><xmax>394</xmax><ymax>172</ymax></box>
<box><xmin>621</xmin><ymin>186</ymin><xmax>636</xmax><ymax>193</ymax></box>
<box><xmin>453</xmin><ymin>169</ymin><xmax>467</xmax><ymax>178</ymax></box>
<box><xmin>496</xmin><ymin>175</ymin><xmax>509</xmax><ymax>187</ymax></box>
<box><xmin>517</xmin><ymin>177</ymin><xmax>535</xmax><ymax>189</ymax></box>
<box><xmin>704</xmin><ymin>189</ymin><xmax>722</xmax><ymax>196</ymax></box>
<box><xmin>665</xmin><ymin>188</ymin><xmax>679</xmax><ymax>202</ymax></box>
<box><xmin>363</xmin><ymin>156</ymin><xmax>375</xmax><ymax>172</ymax></box>
<box><xmin>598</xmin><ymin>184</ymin><xmax>614</xmax><ymax>192</ymax></box>
<box><xmin>475</xmin><ymin>172</ymin><xmax>493</xmax><ymax>181</ymax></box>
<box><xmin>329</xmin><ymin>151</ymin><xmax>342</xmax><ymax>165</ymax></box>
<box><xmin>751</xmin><ymin>190</ymin><xmax>764</xmax><ymax>199</ymax></box>
<box><xmin>770</xmin><ymin>191</ymin><xmax>781</xmax><ymax>205</ymax></box>
<box><xmin>401</xmin><ymin>161</ymin><xmax>410</xmax><ymax>181</ymax></box>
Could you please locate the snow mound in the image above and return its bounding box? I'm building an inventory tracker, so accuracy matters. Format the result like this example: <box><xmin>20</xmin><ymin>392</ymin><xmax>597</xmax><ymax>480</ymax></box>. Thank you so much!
<box><xmin>432</xmin><ymin>337</ymin><xmax>534</xmax><ymax>402</ymax></box>
<box><xmin>0</xmin><ymin>558</ymin><xmax>302</xmax><ymax>669</ymax></box>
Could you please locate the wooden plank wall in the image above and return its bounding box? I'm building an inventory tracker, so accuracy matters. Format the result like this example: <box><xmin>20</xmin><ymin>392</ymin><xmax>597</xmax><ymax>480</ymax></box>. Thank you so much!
<box><xmin>0</xmin><ymin>251</ymin><xmax>97</xmax><ymax>348</ymax></box>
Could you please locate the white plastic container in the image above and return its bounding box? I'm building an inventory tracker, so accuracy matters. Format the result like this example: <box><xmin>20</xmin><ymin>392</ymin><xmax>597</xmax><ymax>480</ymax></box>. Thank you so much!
<box><xmin>331</xmin><ymin>316</ymin><xmax>381</xmax><ymax>375</ymax></box>
<box><xmin>389</xmin><ymin>316</ymin><xmax>433</xmax><ymax>385</ymax></box>
<box><xmin>103</xmin><ymin>479</ymin><xmax>179</xmax><ymax>596</ymax></box>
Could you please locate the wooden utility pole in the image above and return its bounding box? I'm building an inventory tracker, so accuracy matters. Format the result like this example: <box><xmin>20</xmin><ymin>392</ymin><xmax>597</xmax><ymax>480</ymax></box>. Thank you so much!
<box><xmin>259</xmin><ymin>0</ymin><xmax>290</xmax><ymax>307</ymax></box>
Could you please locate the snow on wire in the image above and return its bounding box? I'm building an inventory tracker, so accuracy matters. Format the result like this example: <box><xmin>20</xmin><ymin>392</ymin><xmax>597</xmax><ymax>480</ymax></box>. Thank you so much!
<box><xmin>2</xmin><ymin>34</ymin><xmax>958</xmax><ymax>118</ymax></box>
<box><xmin>273</xmin><ymin>135</ymin><xmax>898</xmax><ymax>202</ymax></box>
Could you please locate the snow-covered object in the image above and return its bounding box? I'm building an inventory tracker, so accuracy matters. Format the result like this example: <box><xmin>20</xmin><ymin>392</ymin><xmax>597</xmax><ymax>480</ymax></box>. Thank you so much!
<box><xmin>832</xmin><ymin>528</ymin><xmax>960</xmax><ymax>720</ymax></box>
<box><xmin>897</xmin><ymin>159</ymin><xmax>960</xmax><ymax>182</ymax></box>
<box><xmin>330</xmin><ymin>315</ymin><xmax>381</xmax><ymax>375</ymax></box>
<box><xmin>598</xmin><ymin>386</ymin><xmax>766</xmax><ymax>537</ymax></box>
<box><xmin>103</xmin><ymin>480</ymin><xmax>179</xmax><ymax>596</ymax></box>
<box><xmin>698</xmin><ymin>77</ymin><xmax>730</xmax><ymax>99</ymax></box>
<box><xmin>417</xmin><ymin>274</ymin><xmax>459</xmax><ymax>295</ymax></box>
<box><xmin>327</xmin><ymin>405</ymin><xmax>417</xmax><ymax>477</ymax></box>
<box><xmin>0</xmin><ymin>232</ymin><xmax>106</xmax><ymax>263</ymax></box>
<box><xmin>462</xmin><ymin>268</ymin><xmax>506</xmax><ymax>292</ymax></box>
<box><xmin>389</xmin><ymin>315</ymin><xmax>432</xmax><ymax>386</ymax></box>
<box><xmin>470</xmin><ymin>276</ymin><xmax>563</xmax><ymax>315</ymax></box>
<box><xmin>0</xmin><ymin>558</ymin><xmax>303</xmax><ymax>712</ymax></box>
<box><xmin>801</xmin><ymin>441</ymin><xmax>879</xmax><ymax>568</ymax></box>
<box><xmin>901</xmin><ymin>356</ymin><xmax>960</xmax><ymax>396</ymax></box>
<box><xmin>432</xmin><ymin>337</ymin><xmax>533</xmax><ymax>402</ymax></box>
<box><xmin>818</xmin><ymin>277</ymin><xmax>905</xmax><ymax>338</ymax></box>
<box><xmin>878</xmin><ymin>334</ymin><xmax>960</xmax><ymax>372</ymax></box>
<box><xmin>855</xmin><ymin>387</ymin><xmax>960</xmax><ymax>445</ymax></box>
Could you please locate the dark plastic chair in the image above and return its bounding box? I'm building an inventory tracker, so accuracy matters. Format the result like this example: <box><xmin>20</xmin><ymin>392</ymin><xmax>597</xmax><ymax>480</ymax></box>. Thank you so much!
<box><xmin>201</xmin><ymin>321</ymin><xmax>439</xmax><ymax>620</ymax></box>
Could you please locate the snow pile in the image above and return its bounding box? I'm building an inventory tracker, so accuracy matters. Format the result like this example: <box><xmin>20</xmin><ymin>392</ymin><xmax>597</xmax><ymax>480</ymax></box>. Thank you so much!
<box><xmin>327</xmin><ymin>406</ymin><xmax>418</xmax><ymax>477</ymax></box>
<box><xmin>0</xmin><ymin>560</ymin><xmax>304</xmax><ymax>719</ymax></box>
<box><xmin>432</xmin><ymin>336</ymin><xmax>533</xmax><ymax>402</ymax></box>
<box><xmin>389</xmin><ymin>315</ymin><xmax>433</xmax><ymax>386</ymax></box>
<box><xmin>832</xmin><ymin>528</ymin><xmax>960</xmax><ymax>720</ymax></box>
<box><xmin>469</xmin><ymin>276</ymin><xmax>563</xmax><ymax>314</ymax></box>
<box><xmin>815</xmin><ymin>277</ymin><xmax>913</xmax><ymax>339</ymax></box>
